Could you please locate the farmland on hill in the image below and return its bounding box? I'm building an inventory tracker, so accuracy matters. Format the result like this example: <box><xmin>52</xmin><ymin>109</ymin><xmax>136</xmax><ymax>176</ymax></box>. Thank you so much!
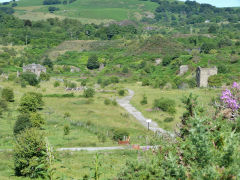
<box><xmin>13</xmin><ymin>0</ymin><xmax>158</xmax><ymax>22</ymax></box>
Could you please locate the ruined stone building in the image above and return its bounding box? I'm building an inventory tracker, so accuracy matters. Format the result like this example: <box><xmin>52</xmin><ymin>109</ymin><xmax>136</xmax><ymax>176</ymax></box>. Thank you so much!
<box><xmin>179</xmin><ymin>65</ymin><xmax>189</xmax><ymax>75</ymax></box>
<box><xmin>23</xmin><ymin>63</ymin><xmax>46</xmax><ymax>77</ymax></box>
<box><xmin>196</xmin><ymin>66</ymin><xmax>218</xmax><ymax>87</ymax></box>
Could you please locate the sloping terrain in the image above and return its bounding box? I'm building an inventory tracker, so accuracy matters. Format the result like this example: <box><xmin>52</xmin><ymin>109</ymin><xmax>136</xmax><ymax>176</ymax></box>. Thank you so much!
<box><xmin>14</xmin><ymin>0</ymin><xmax>158</xmax><ymax>22</ymax></box>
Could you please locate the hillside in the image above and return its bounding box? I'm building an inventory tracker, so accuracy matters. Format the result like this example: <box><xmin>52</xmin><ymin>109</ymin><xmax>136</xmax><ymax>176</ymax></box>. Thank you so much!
<box><xmin>12</xmin><ymin>0</ymin><xmax>157</xmax><ymax>23</ymax></box>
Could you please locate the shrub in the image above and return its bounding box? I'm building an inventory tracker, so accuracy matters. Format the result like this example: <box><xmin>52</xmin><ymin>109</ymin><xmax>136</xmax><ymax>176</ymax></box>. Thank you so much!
<box><xmin>87</xmin><ymin>55</ymin><xmax>99</xmax><ymax>70</ymax></box>
<box><xmin>21</xmin><ymin>80</ymin><xmax>27</xmax><ymax>88</ymax></box>
<box><xmin>112</xmin><ymin>129</ymin><xmax>129</xmax><ymax>141</ymax></box>
<box><xmin>18</xmin><ymin>92</ymin><xmax>44</xmax><ymax>113</ymax></box>
<box><xmin>20</xmin><ymin>72</ymin><xmax>39</xmax><ymax>86</ymax></box>
<box><xmin>110</xmin><ymin>76</ymin><xmax>119</xmax><ymax>83</ymax></box>
<box><xmin>112</xmin><ymin>99</ymin><xmax>117</xmax><ymax>106</ymax></box>
<box><xmin>30</xmin><ymin>112</ymin><xmax>45</xmax><ymax>128</ymax></box>
<box><xmin>48</xmin><ymin>6</ymin><xmax>59</xmax><ymax>13</ymax></box>
<box><xmin>81</xmin><ymin>79</ymin><xmax>87</xmax><ymax>86</ymax></box>
<box><xmin>39</xmin><ymin>72</ymin><xmax>50</xmax><ymax>81</ymax></box>
<box><xmin>83</xmin><ymin>88</ymin><xmax>95</xmax><ymax>98</ymax></box>
<box><xmin>104</xmin><ymin>99</ymin><xmax>111</xmax><ymax>105</ymax></box>
<box><xmin>142</xmin><ymin>79</ymin><xmax>150</xmax><ymax>86</ymax></box>
<box><xmin>13</xmin><ymin>128</ymin><xmax>49</xmax><ymax>178</ymax></box>
<box><xmin>69</xmin><ymin>82</ymin><xmax>77</xmax><ymax>88</ymax></box>
<box><xmin>63</xmin><ymin>125</ymin><xmax>70</xmax><ymax>136</ymax></box>
<box><xmin>1</xmin><ymin>87</ymin><xmax>14</xmax><ymax>102</ymax></box>
<box><xmin>164</xmin><ymin>117</ymin><xmax>174</xmax><ymax>123</ymax></box>
<box><xmin>118</xmin><ymin>89</ymin><xmax>125</xmax><ymax>96</ymax></box>
<box><xmin>208</xmin><ymin>75</ymin><xmax>222</xmax><ymax>87</ymax></box>
<box><xmin>0</xmin><ymin>99</ymin><xmax>8</xmax><ymax>110</ymax></box>
<box><xmin>153</xmin><ymin>98</ymin><xmax>176</xmax><ymax>114</ymax></box>
<box><xmin>140</xmin><ymin>94</ymin><xmax>148</xmax><ymax>105</ymax></box>
<box><xmin>122</xmin><ymin>67</ymin><xmax>129</xmax><ymax>74</ymax></box>
<box><xmin>54</xmin><ymin>81</ymin><xmax>60</xmax><ymax>87</ymax></box>
<box><xmin>218</xmin><ymin>65</ymin><xmax>229</xmax><ymax>74</ymax></box>
<box><xmin>97</xmin><ymin>133</ymin><xmax>106</xmax><ymax>143</ymax></box>
<box><xmin>14</xmin><ymin>113</ymin><xmax>31</xmax><ymax>135</ymax></box>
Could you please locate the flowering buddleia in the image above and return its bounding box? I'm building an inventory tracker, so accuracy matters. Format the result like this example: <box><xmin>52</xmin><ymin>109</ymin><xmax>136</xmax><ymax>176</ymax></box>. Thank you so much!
<box><xmin>221</xmin><ymin>82</ymin><xmax>240</xmax><ymax>111</ymax></box>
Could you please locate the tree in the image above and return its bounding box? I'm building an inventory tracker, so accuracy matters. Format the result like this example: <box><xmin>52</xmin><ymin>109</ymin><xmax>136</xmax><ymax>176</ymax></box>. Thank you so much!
<box><xmin>13</xmin><ymin>128</ymin><xmax>50</xmax><ymax>178</ymax></box>
<box><xmin>18</xmin><ymin>92</ymin><xmax>44</xmax><ymax>113</ymax></box>
<box><xmin>208</xmin><ymin>25</ymin><xmax>217</xmax><ymax>33</ymax></box>
<box><xmin>1</xmin><ymin>87</ymin><xmax>14</xmax><ymax>102</ymax></box>
<box><xmin>20</xmin><ymin>72</ymin><xmax>39</xmax><ymax>86</ymax></box>
<box><xmin>87</xmin><ymin>55</ymin><xmax>100</xmax><ymax>70</ymax></box>
<box><xmin>83</xmin><ymin>88</ymin><xmax>95</xmax><ymax>98</ymax></box>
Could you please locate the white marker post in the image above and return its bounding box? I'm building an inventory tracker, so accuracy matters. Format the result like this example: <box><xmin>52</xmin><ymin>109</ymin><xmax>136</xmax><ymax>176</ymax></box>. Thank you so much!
<box><xmin>146</xmin><ymin>119</ymin><xmax>151</xmax><ymax>131</ymax></box>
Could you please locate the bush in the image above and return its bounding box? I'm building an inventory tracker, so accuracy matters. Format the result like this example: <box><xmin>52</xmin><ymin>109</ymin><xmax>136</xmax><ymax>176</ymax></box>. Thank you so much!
<box><xmin>104</xmin><ymin>99</ymin><xmax>111</xmax><ymax>105</ymax></box>
<box><xmin>1</xmin><ymin>87</ymin><xmax>14</xmax><ymax>102</ymax></box>
<box><xmin>18</xmin><ymin>92</ymin><xmax>44</xmax><ymax>113</ymax></box>
<box><xmin>140</xmin><ymin>94</ymin><xmax>148</xmax><ymax>105</ymax></box>
<box><xmin>48</xmin><ymin>6</ymin><xmax>59</xmax><ymax>13</ymax></box>
<box><xmin>208</xmin><ymin>75</ymin><xmax>222</xmax><ymax>87</ymax></box>
<box><xmin>97</xmin><ymin>133</ymin><xmax>106</xmax><ymax>143</ymax></box>
<box><xmin>13</xmin><ymin>128</ymin><xmax>49</xmax><ymax>178</ymax></box>
<box><xmin>118</xmin><ymin>89</ymin><xmax>125</xmax><ymax>96</ymax></box>
<box><xmin>164</xmin><ymin>117</ymin><xmax>174</xmax><ymax>123</ymax></box>
<box><xmin>13</xmin><ymin>113</ymin><xmax>31</xmax><ymax>135</ymax></box>
<box><xmin>54</xmin><ymin>81</ymin><xmax>60</xmax><ymax>87</ymax></box>
<box><xmin>87</xmin><ymin>55</ymin><xmax>99</xmax><ymax>70</ymax></box>
<box><xmin>83</xmin><ymin>88</ymin><xmax>95</xmax><ymax>98</ymax></box>
<box><xmin>110</xmin><ymin>76</ymin><xmax>119</xmax><ymax>83</ymax></box>
<box><xmin>142</xmin><ymin>79</ymin><xmax>150</xmax><ymax>86</ymax></box>
<box><xmin>112</xmin><ymin>129</ymin><xmax>129</xmax><ymax>141</ymax></box>
<box><xmin>20</xmin><ymin>72</ymin><xmax>39</xmax><ymax>86</ymax></box>
<box><xmin>39</xmin><ymin>72</ymin><xmax>50</xmax><ymax>81</ymax></box>
<box><xmin>81</xmin><ymin>79</ymin><xmax>87</xmax><ymax>86</ymax></box>
<box><xmin>218</xmin><ymin>65</ymin><xmax>229</xmax><ymax>74</ymax></box>
<box><xmin>122</xmin><ymin>67</ymin><xmax>129</xmax><ymax>73</ymax></box>
<box><xmin>112</xmin><ymin>99</ymin><xmax>117</xmax><ymax>106</ymax></box>
<box><xmin>153</xmin><ymin>98</ymin><xmax>176</xmax><ymax>114</ymax></box>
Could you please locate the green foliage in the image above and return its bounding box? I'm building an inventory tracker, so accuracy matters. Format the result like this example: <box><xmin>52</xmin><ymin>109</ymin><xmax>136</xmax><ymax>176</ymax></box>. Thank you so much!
<box><xmin>201</xmin><ymin>43</ymin><xmax>216</xmax><ymax>54</ymax></box>
<box><xmin>118</xmin><ymin>89</ymin><xmax>125</xmax><ymax>96</ymax></box>
<box><xmin>97</xmin><ymin>133</ymin><xmax>106</xmax><ymax>143</ymax></box>
<box><xmin>142</xmin><ymin>79</ymin><xmax>150</xmax><ymax>86</ymax></box>
<box><xmin>54</xmin><ymin>81</ymin><xmax>60</xmax><ymax>87</ymax></box>
<box><xmin>208</xmin><ymin>75</ymin><xmax>222</xmax><ymax>87</ymax></box>
<box><xmin>164</xmin><ymin>117</ymin><xmax>174</xmax><ymax>123</ymax></box>
<box><xmin>18</xmin><ymin>92</ymin><xmax>44</xmax><ymax>113</ymax></box>
<box><xmin>87</xmin><ymin>55</ymin><xmax>99</xmax><ymax>70</ymax></box>
<box><xmin>140</xmin><ymin>94</ymin><xmax>148</xmax><ymax>105</ymax></box>
<box><xmin>13</xmin><ymin>112</ymin><xmax>45</xmax><ymax>135</ymax></box>
<box><xmin>13</xmin><ymin>128</ymin><xmax>49</xmax><ymax>178</ymax></box>
<box><xmin>104</xmin><ymin>99</ymin><xmax>111</xmax><ymax>105</ymax></box>
<box><xmin>83</xmin><ymin>88</ymin><xmax>95</xmax><ymax>98</ymax></box>
<box><xmin>112</xmin><ymin>129</ymin><xmax>129</xmax><ymax>141</ymax></box>
<box><xmin>110</xmin><ymin>76</ymin><xmax>119</xmax><ymax>83</ymax></box>
<box><xmin>20</xmin><ymin>72</ymin><xmax>39</xmax><ymax>86</ymax></box>
<box><xmin>153</xmin><ymin>98</ymin><xmax>176</xmax><ymax>114</ymax></box>
<box><xmin>63</xmin><ymin>125</ymin><xmax>70</xmax><ymax>136</ymax></box>
<box><xmin>1</xmin><ymin>87</ymin><xmax>14</xmax><ymax>102</ymax></box>
<box><xmin>39</xmin><ymin>72</ymin><xmax>50</xmax><ymax>81</ymax></box>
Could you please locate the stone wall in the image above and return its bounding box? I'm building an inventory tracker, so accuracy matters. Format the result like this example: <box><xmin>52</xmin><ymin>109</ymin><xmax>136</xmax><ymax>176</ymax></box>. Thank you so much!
<box><xmin>196</xmin><ymin>66</ymin><xmax>218</xmax><ymax>87</ymax></box>
<box><xmin>179</xmin><ymin>65</ymin><xmax>189</xmax><ymax>75</ymax></box>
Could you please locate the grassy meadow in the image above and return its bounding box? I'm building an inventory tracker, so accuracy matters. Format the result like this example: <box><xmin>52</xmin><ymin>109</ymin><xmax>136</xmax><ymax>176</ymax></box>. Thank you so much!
<box><xmin>0</xmin><ymin>150</ymin><xmax>139</xmax><ymax>179</ymax></box>
<box><xmin>14</xmin><ymin>0</ymin><xmax>158</xmax><ymax>22</ymax></box>
<box><xmin>126</xmin><ymin>83</ymin><xmax>220</xmax><ymax>131</ymax></box>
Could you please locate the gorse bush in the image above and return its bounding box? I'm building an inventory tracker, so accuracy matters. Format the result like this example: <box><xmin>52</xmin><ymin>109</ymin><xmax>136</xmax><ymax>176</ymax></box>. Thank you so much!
<box><xmin>54</xmin><ymin>81</ymin><xmax>60</xmax><ymax>87</ymax></box>
<box><xmin>18</xmin><ymin>92</ymin><xmax>44</xmax><ymax>113</ymax></box>
<box><xmin>112</xmin><ymin>129</ymin><xmax>129</xmax><ymax>141</ymax></box>
<box><xmin>153</xmin><ymin>98</ymin><xmax>176</xmax><ymax>114</ymax></box>
<box><xmin>1</xmin><ymin>87</ymin><xmax>14</xmax><ymax>102</ymax></box>
<box><xmin>118</xmin><ymin>89</ymin><xmax>125</xmax><ymax>96</ymax></box>
<box><xmin>20</xmin><ymin>72</ymin><xmax>39</xmax><ymax>86</ymax></box>
<box><xmin>83</xmin><ymin>88</ymin><xmax>95</xmax><ymax>98</ymax></box>
<box><xmin>140</xmin><ymin>94</ymin><xmax>148</xmax><ymax>105</ymax></box>
<box><xmin>87</xmin><ymin>55</ymin><xmax>99</xmax><ymax>70</ymax></box>
<box><xmin>14</xmin><ymin>128</ymin><xmax>50</xmax><ymax>178</ymax></box>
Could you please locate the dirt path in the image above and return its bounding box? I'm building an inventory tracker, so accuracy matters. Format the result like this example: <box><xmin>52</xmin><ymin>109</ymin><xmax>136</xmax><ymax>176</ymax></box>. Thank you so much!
<box><xmin>117</xmin><ymin>89</ymin><xmax>174</xmax><ymax>137</ymax></box>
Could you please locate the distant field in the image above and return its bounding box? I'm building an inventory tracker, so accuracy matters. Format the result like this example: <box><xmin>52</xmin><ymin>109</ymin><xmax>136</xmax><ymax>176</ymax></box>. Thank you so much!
<box><xmin>14</xmin><ymin>0</ymin><xmax>158</xmax><ymax>22</ymax></box>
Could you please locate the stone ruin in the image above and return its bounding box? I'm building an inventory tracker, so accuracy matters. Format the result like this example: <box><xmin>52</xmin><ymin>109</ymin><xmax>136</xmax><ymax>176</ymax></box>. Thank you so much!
<box><xmin>70</xmin><ymin>66</ymin><xmax>80</xmax><ymax>73</ymax></box>
<box><xmin>99</xmin><ymin>63</ymin><xmax>105</xmax><ymax>71</ymax></box>
<box><xmin>179</xmin><ymin>65</ymin><xmax>189</xmax><ymax>75</ymax></box>
<box><xmin>196</xmin><ymin>66</ymin><xmax>218</xmax><ymax>87</ymax></box>
<box><xmin>23</xmin><ymin>63</ymin><xmax>46</xmax><ymax>77</ymax></box>
<box><xmin>155</xmin><ymin>58</ymin><xmax>162</xmax><ymax>66</ymax></box>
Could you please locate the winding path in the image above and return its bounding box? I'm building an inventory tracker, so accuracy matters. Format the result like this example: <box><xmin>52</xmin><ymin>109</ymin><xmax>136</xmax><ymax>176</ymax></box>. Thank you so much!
<box><xmin>117</xmin><ymin>89</ymin><xmax>174</xmax><ymax>137</ymax></box>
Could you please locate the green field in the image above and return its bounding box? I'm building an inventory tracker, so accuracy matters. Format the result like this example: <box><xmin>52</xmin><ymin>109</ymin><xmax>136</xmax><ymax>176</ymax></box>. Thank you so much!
<box><xmin>14</xmin><ymin>0</ymin><xmax>158</xmax><ymax>22</ymax></box>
